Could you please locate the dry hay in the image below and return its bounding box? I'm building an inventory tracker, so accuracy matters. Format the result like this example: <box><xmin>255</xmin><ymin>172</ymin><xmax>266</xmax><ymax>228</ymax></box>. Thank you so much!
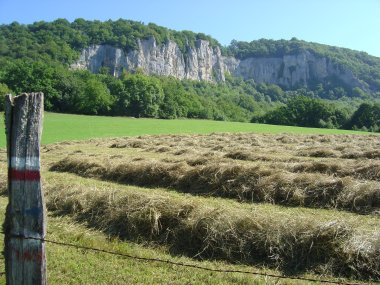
<box><xmin>0</xmin><ymin>171</ymin><xmax>7</xmax><ymax>195</ymax></box>
<box><xmin>342</xmin><ymin>150</ymin><xmax>380</xmax><ymax>160</ymax></box>
<box><xmin>44</xmin><ymin>177</ymin><xmax>380</xmax><ymax>280</ymax></box>
<box><xmin>298</xmin><ymin>147</ymin><xmax>339</xmax><ymax>158</ymax></box>
<box><xmin>292</xmin><ymin>161</ymin><xmax>380</xmax><ymax>181</ymax></box>
<box><xmin>50</xmin><ymin>156</ymin><xmax>380</xmax><ymax>214</ymax></box>
<box><xmin>293</xmin><ymin>161</ymin><xmax>343</xmax><ymax>175</ymax></box>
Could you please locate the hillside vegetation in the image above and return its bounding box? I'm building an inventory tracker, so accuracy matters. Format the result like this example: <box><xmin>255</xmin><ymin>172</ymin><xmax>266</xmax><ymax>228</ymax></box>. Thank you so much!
<box><xmin>1</xmin><ymin>19</ymin><xmax>380</xmax><ymax>131</ymax></box>
<box><xmin>1</xmin><ymin>19</ymin><xmax>380</xmax><ymax>91</ymax></box>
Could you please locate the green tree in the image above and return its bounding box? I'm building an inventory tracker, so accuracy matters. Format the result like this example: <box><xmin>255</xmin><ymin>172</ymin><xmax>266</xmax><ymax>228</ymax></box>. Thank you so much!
<box><xmin>1</xmin><ymin>59</ymin><xmax>62</xmax><ymax>110</ymax></box>
<box><xmin>123</xmin><ymin>74</ymin><xmax>163</xmax><ymax>117</ymax></box>
<box><xmin>252</xmin><ymin>96</ymin><xmax>346</xmax><ymax>129</ymax></box>
<box><xmin>159</xmin><ymin>78</ymin><xmax>188</xmax><ymax>119</ymax></box>
<box><xmin>79</xmin><ymin>77</ymin><xmax>114</xmax><ymax>115</ymax></box>
<box><xmin>346</xmin><ymin>103</ymin><xmax>380</xmax><ymax>132</ymax></box>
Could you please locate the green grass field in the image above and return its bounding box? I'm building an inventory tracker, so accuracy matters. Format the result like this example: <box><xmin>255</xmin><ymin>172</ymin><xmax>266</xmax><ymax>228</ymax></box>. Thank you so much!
<box><xmin>0</xmin><ymin>112</ymin><xmax>372</xmax><ymax>148</ymax></box>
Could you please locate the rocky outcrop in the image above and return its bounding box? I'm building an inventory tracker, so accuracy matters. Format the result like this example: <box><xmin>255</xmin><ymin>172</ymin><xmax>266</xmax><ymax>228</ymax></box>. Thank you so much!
<box><xmin>228</xmin><ymin>50</ymin><xmax>366</xmax><ymax>90</ymax></box>
<box><xmin>72</xmin><ymin>37</ymin><xmax>225</xmax><ymax>81</ymax></box>
<box><xmin>72</xmin><ymin>38</ymin><xmax>366</xmax><ymax>90</ymax></box>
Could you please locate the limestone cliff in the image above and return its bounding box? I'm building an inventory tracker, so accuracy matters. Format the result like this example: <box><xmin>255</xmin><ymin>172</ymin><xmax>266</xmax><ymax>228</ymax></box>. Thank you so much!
<box><xmin>72</xmin><ymin>38</ymin><xmax>366</xmax><ymax>90</ymax></box>
<box><xmin>227</xmin><ymin>50</ymin><xmax>365</xmax><ymax>90</ymax></box>
<box><xmin>72</xmin><ymin>37</ymin><xmax>225</xmax><ymax>82</ymax></box>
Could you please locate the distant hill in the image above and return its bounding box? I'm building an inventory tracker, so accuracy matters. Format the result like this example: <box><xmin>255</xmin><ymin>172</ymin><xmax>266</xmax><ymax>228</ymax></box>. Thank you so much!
<box><xmin>1</xmin><ymin>18</ymin><xmax>380</xmax><ymax>99</ymax></box>
<box><xmin>1</xmin><ymin>18</ymin><xmax>380</xmax><ymax>132</ymax></box>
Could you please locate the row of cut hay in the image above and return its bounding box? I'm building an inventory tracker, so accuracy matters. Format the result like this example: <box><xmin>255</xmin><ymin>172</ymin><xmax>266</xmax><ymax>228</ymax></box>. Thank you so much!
<box><xmin>223</xmin><ymin>150</ymin><xmax>380</xmax><ymax>181</ymax></box>
<box><xmin>50</xmin><ymin>157</ymin><xmax>380</xmax><ymax>214</ymax></box>
<box><xmin>106</xmin><ymin>133</ymin><xmax>380</xmax><ymax>150</ymax></box>
<box><xmin>105</xmin><ymin>133</ymin><xmax>380</xmax><ymax>158</ymax></box>
<box><xmin>292</xmin><ymin>161</ymin><xmax>380</xmax><ymax>181</ymax></box>
<box><xmin>341</xmin><ymin>150</ymin><xmax>380</xmax><ymax>160</ymax></box>
<box><xmin>225</xmin><ymin>148</ymin><xmax>380</xmax><ymax>162</ymax></box>
<box><xmin>298</xmin><ymin>148</ymin><xmax>380</xmax><ymax>160</ymax></box>
<box><xmin>179</xmin><ymin>165</ymin><xmax>380</xmax><ymax>212</ymax></box>
<box><xmin>44</xmin><ymin>175</ymin><xmax>380</xmax><ymax>280</ymax></box>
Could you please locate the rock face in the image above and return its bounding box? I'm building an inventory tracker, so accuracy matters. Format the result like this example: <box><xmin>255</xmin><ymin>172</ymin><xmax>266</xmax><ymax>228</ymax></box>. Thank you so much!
<box><xmin>72</xmin><ymin>37</ymin><xmax>226</xmax><ymax>82</ymax></box>
<box><xmin>72</xmin><ymin>38</ymin><xmax>365</xmax><ymax>90</ymax></box>
<box><xmin>228</xmin><ymin>50</ymin><xmax>365</xmax><ymax>90</ymax></box>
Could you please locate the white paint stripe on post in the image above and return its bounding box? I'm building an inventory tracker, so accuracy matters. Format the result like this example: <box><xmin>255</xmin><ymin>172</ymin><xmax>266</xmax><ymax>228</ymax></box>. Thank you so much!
<box><xmin>10</xmin><ymin>157</ymin><xmax>41</xmax><ymax>170</ymax></box>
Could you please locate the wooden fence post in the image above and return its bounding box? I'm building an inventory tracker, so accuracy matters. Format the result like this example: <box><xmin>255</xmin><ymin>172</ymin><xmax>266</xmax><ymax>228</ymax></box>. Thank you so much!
<box><xmin>4</xmin><ymin>93</ymin><xmax>47</xmax><ymax>285</ymax></box>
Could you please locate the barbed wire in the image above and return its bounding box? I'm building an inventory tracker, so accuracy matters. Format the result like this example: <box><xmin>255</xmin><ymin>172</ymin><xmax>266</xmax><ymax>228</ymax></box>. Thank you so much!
<box><xmin>0</xmin><ymin>231</ymin><xmax>371</xmax><ymax>285</ymax></box>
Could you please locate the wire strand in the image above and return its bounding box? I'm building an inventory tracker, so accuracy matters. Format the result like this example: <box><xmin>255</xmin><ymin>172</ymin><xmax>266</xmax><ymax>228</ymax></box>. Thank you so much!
<box><xmin>0</xmin><ymin>232</ymin><xmax>369</xmax><ymax>285</ymax></box>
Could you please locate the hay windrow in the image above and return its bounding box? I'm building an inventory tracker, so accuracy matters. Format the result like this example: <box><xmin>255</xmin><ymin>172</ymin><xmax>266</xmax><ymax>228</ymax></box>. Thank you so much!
<box><xmin>50</xmin><ymin>157</ymin><xmax>380</xmax><ymax>214</ymax></box>
<box><xmin>298</xmin><ymin>148</ymin><xmax>339</xmax><ymax>158</ymax></box>
<box><xmin>292</xmin><ymin>161</ymin><xmax>380</xmax><ymax>181</ymax></box>
<box><xmin>43</xmin><ymin>176</ymin><xmax>380</xmax><ymax>280</ymax></box>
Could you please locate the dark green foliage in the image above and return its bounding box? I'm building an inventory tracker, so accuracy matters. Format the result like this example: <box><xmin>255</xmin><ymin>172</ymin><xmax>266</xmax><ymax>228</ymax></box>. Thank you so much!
<box><xmin>122</xmin><ymin>73</ymin><xmax>163</xmax><ymax>118</ymax></box>
<box><xmin>228</xmin><ymin>38</ymin><xmax>304</xmax><ymax>58</ymax></box>
<box><xmin>252</xmin><ymin>96</ymin><xmax>351</xmax><ymax>129</ymax></box>
<box><xmin>79</xmin><ymin>77</ymin><xmax>114</xmax><ymax>115</ymax></box>
<box><xmin>0</xmin><ymin>59</ymin><xmax>114</xmax><ymax>115</ymax></box>
<box><xmin>158</xmin><ymin>77</ymin><xmax>198</xmax><ymax>119</ymax></box>
<box><xmin>1</xmin><ymin>59</ymin><xmax>62</xmax><ymax>110</ymax></box>
<box><xmin>0</xmin><ymin>18</ymin><xmax>221</xmax><ymax>62</ymax></box>
<box><xmin>346</xmin><ymin>103</ymin><xmax>380</xmax><ymax>132</ymax></box>
<box><xmin>0</xmin><ymin>20</ymin><xmax>79</xmax><ymax>63</ymax></box>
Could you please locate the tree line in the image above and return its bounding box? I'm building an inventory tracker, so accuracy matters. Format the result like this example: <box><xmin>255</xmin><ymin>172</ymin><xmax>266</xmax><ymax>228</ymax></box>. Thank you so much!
<box><xmin>0</xmin><ymin>58</ymin><xmax>278</xmax><ymax>121</ymax></box>
<box><xmin>252</xmin><ymin>95</ymin><xmax>380</xmax><ymax>132</ymax></box>
<box><xmin>1</xmin><ymin>58</ymin><xmax>379</xmax><ymax>132</ymax></box>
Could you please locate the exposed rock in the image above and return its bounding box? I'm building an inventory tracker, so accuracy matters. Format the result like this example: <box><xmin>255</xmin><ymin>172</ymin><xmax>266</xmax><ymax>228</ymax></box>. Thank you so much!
<box><xmin>229</xmin><ymin>50</ymin><xmax>366</xmax><ymax>90</ymax></box>
<box><xmin>72</xmin><ymin>38</ymin><xmax>366</xmax><ymax>90</ymax></box>
<box><xmin>72</xmin><ymin>37</ymin><xmax>225</xmax><ymax>81</ymax></box>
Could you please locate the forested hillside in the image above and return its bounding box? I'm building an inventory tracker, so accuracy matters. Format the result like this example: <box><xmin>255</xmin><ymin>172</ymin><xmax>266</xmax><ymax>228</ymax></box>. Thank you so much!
<box><xmin>0</xmin><ymin>18</ymin><xmax>379</xmax><ymax>131</ymax></box>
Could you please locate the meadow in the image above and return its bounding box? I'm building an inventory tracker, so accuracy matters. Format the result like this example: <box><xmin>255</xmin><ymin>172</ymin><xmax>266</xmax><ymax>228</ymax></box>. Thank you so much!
<box><xmin>0</xmin><ymin>112</ymin><xmax>371</xmax><ymax>148</ymax></box>
<box><xmin>0</xmin><ymin>114</ymin><xmax>379</xmax><ymax>284</ymax></box>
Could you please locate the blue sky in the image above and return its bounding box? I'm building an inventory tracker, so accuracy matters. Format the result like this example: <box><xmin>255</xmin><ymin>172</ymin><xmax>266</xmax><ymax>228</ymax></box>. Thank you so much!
<box><xmin>1</xmin><ymin>0</ymin><xmax>379</xmax><ymax>57</ymax></box>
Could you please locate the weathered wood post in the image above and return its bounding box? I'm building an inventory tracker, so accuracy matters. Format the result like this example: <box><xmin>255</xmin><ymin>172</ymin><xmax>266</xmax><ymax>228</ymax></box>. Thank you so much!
<box><xmin>4</xmin><ymin>93</ymin><xmax>47</xmax><ymax>284</ymax></box>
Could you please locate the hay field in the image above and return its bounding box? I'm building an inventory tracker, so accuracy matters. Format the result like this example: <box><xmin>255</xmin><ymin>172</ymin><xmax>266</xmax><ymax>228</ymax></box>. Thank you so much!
<box><xmin>1</xmin><ymin>132</ymin><xmax>380</xmax><ymax>283</ymax></box>
<box><xmin>50</xmin><ymin>133</ymin><xmax>380</xmax><ymax>214</ymax></box>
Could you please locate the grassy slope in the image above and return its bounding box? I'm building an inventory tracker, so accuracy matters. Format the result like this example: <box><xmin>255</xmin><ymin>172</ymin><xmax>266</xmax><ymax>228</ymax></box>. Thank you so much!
<box><xmin>0</xmin><ymin>112</ymin><xmax>372</xmax><ymax>148</ymax></box>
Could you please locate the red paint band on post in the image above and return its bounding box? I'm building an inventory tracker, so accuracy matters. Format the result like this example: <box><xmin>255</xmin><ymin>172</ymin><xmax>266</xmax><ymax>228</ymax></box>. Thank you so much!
<box><xmin>9</xmin><ymin>169</ymin><xmax>41</xmax><ymax>181</ymax></box>
<box><xmin>15</xmin><ymin>249</ymin><xmax>43</xmax><ymax>263</ymax></box>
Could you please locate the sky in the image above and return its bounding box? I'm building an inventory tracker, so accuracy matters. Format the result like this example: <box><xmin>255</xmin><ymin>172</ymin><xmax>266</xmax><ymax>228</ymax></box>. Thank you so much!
<box><xmin>0</xmin><ymin>0</ymin><xmax>379</xmax><ymax>57</ymax></box>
